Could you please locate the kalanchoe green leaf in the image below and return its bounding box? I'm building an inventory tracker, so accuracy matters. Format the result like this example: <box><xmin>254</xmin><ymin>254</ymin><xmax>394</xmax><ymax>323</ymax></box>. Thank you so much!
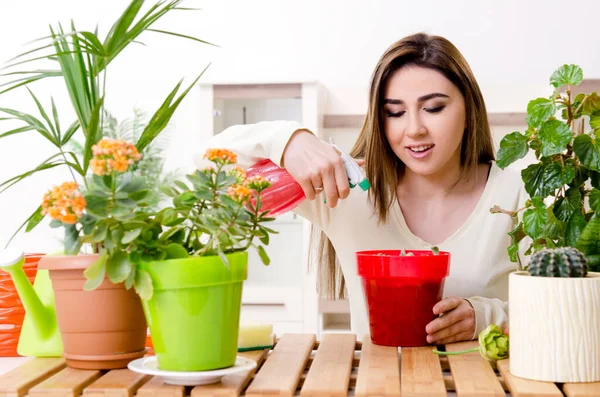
<box><xmin>526</xmin><ymin>98</ymin><xmax>556</xmax><ymax>129</ymax></box>
<box><xmin>496</xmin><ymin>131</ymin><xmax>528</xmax><ymax>169</ymax></box>
<box><xmin>550</xmin><ymin>64</ymin><xmax>583</xmax><ymax>88</ymax></box>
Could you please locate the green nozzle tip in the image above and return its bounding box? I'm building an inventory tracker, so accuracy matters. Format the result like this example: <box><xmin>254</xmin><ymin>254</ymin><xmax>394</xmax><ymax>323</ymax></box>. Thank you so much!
<box><xmin>358</xmin><ymin>179</ymin><xmax>370</xmax><ymax>191</ymax></box>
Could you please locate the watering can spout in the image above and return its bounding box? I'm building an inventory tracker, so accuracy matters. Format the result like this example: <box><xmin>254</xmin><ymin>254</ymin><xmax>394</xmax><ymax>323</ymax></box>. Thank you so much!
<box><xmin>0</xmin><ymin>247</ymin><xmax>62</xmax><ymax>356</ymax></box>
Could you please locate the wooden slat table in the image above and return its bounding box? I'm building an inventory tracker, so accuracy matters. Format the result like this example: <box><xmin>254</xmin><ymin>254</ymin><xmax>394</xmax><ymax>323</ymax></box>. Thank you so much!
<box><xmin>1</xmin><ymin>333</ymin><xmax>599</xmax><ymax>397</ymax></box>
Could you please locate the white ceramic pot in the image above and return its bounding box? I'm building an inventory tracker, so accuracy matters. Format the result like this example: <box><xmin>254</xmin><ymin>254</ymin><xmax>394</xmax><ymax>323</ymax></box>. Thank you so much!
<box><xmin>509</xmin><ymin>271</ymin><xmax>600</xmax><ymax>382</ymax></box>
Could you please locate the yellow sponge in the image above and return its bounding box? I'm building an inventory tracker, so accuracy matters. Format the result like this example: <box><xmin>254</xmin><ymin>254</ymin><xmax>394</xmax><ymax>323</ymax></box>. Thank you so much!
<box><xmin>238</xmin><ymin>322</ymin><xmax>274</xmax><ymax>352</ymax></box>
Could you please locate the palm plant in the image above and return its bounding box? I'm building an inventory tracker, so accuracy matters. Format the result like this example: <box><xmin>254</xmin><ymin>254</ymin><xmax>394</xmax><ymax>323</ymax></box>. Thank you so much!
<box><xmin>0</xmin><ymin>0</ymin><xmax>213</xmax><ymax>245</ymax></box>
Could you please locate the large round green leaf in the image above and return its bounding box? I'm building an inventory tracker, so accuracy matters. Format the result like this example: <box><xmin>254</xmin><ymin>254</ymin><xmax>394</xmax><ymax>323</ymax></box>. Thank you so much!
<box><xmin>521</xmin><ymin>162</ymin><xmax>575</xmax><ymax>198</ymax></box>
<box><xmin>550</xmin><ymin>64</ymin><xmax>583</xmax><ymax>88</ymax></box>
<box><xmin>526</xmin><ymin>98</ymin><xmax>556</xmax><ymax>128</ymax></box>
<box><xmin>496</xmin><ymin>131</ymin><xmax>528</xmax><ymax>169</ymax></box>
<box><xmin>553</xmin><ymin>187</ymin><xmax>582</xmax><ymax>222</ymax></box>
<box><xmin>566</xmin><ymin>212</ymin><xmax>588</xmax><ymax>247</ymax></box>
<box><xmin>574</xmin><ymin>134</ymin><xmax>600</xmax><ymax>171</ymax></box>
<box><xmin>538</xmin><ymin>119</ymin><xmax>572</xmax><ymax>157</ymax></box>
<box><xmin>523</xmin><ymin>197</ymin><xmax>548</xmax><ymax>239</ymax></box>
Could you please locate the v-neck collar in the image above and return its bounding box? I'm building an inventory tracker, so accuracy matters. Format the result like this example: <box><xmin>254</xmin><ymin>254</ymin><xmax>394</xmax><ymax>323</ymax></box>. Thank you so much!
<box><xmin>391</xmin><ymin>162</ymin><xmax>498</xmax><ymax>248</ymax></box>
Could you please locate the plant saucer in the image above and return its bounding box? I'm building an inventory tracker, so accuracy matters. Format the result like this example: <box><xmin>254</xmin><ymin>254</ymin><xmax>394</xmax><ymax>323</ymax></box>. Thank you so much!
<box><xmin>127</xmin><ymin>356</ymin><xmax>257</xmax><ymax>386</ymax></box>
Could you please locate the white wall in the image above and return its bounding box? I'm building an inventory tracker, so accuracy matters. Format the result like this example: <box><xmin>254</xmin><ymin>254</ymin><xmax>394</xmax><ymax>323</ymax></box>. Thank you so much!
<box><xmin>1</xmin><ymin>0</ymin><xmax>599</xmax><ymax>251</ymax></box>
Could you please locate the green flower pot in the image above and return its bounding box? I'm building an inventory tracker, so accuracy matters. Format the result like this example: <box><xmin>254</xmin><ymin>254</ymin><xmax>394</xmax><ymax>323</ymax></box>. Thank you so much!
<box><xmin>140</xmin><ymin>252</ymin><xmax>247</xmax><ymax>371</ymax></box>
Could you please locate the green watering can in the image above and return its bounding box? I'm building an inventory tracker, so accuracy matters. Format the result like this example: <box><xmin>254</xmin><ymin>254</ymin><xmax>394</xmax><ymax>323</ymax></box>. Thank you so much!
<box><xmin>0</xmin><ymin>247</ymin><xmax>63</xmax><ymax>357</ymax></box>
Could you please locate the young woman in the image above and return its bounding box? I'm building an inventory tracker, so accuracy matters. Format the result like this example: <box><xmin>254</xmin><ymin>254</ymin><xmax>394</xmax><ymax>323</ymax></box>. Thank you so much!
<box><xmin>197</xmin><ymin>33</ymin><xmax>527</xmax><ymax>344</ymax></box>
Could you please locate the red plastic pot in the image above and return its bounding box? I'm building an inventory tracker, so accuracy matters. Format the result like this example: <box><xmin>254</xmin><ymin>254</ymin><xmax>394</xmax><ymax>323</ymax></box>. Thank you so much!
<box><xmin>356</xmin><ymin>250</ymin><xmax>450</xmax><ymax>347</ymax></box>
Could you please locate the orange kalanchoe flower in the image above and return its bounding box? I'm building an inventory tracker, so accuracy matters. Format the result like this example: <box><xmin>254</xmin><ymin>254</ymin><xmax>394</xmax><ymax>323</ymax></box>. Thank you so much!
<box><xmin>204</xmin><ymin>149</ymin><xmax>237</xmax><ymax>165</ymax></box>
<box><xmin>246</xmin><ymin>175</ymin><xmax>272</xmax><ymax>191</ymax></box>
<box><xmin>227</xmin><ymin>184</ymin><xmax>252</xmax><ymax>202</ymax></box>
<box><xmin>230</xmin><ymin>166</ymin><xmax>247</xmax><ymax>183</ymax></box>
<box><xmin>41</xmin><ymin>182</ymin><xmax>86</xmax><ymax>224</ymax></box>
<box><xmin>90</xmin><ymin>139</ymin><xmax>142</xmax><ymax>176</ymax></box>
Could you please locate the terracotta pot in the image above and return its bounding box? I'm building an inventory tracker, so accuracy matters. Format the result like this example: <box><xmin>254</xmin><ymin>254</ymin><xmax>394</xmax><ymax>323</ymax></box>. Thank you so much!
<box><xmin>38</xmin><ymin>254</ymin><xmax>147</xmax><ymax>369</ymax></box>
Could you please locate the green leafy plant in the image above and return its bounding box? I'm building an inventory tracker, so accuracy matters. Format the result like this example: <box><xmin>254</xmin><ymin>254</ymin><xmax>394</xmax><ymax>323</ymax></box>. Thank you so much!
<box><xmin>493</xmin><ymin>64</ymin><xmax>600</xmax><ymax>271</ymax></box>
<box><xmin>0</xmin><ymin>0</ymin><xmax>213</xmax><ymax>245</ymax></box>
<box><xmin>43</xmin><ymin>145</ymin><xmax>278</xmax><ymax>299</ymax></box>
<box><xmin>69</xmin><ymin>108</ymin><xmax>179</xmax><ymax>210</ymax></box>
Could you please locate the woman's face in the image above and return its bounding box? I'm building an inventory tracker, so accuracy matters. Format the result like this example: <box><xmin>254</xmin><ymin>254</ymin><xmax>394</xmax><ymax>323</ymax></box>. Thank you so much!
<box><xmin>383</xmin><ymin>66</ymin><xmax>466</xmax><ymax>177</ymax></box>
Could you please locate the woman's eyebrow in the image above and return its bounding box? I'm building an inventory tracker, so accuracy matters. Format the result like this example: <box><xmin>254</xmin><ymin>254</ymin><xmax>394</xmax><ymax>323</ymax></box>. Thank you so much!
<box><xmin>383</xmin><ymin>93</ymin><xmax>450</xmax><ymax>105</ymax></box>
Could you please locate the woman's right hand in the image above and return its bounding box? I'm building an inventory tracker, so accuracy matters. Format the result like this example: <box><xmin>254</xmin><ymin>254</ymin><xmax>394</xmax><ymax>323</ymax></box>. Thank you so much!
<box><xmin>281</xmin><ymin>130</ymin><xmax>352</xmax><ymax>208</ymax></box>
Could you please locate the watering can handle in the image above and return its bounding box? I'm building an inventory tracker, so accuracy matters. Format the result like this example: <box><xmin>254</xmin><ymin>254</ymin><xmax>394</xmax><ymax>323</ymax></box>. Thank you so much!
<box><xmin>0</xmin><ymin>247</ymin><xmax>25</xmax><ymax>269</ymax></box>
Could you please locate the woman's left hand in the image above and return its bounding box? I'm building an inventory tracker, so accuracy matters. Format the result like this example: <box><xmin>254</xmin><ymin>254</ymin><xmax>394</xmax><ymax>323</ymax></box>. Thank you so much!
<box><xmin>425</xmin><ymin>296</ymin><xmax>475</xmax><ymax>344</ymax></box>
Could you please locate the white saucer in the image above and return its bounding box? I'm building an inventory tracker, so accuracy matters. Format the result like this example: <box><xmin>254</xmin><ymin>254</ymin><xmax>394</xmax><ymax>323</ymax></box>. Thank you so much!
<box><xmin>127</xmin><ymin>356</ymin><xmax>257</xmax><ymax>386</ymax></box>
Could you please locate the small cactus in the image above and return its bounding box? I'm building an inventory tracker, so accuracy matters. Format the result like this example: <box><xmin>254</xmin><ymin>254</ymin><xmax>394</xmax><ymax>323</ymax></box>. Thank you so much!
<box><xmin>527</xmin><ymin>247</ymin><xmax>588</xmax><ymax>278</ymax></box>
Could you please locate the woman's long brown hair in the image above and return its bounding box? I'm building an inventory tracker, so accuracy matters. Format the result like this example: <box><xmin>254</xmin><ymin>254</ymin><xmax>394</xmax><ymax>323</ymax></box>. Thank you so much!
<box><xmin>311</xmin><ymin>32</ymin><xmax>495</xmax><ymax>299</ymax></box>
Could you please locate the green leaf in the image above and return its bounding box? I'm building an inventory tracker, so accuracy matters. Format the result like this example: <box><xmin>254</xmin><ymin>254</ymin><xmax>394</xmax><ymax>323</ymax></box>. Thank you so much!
<box><xmin>583</xmin><ymin>93</ymin><xmax>600</xmax><ymax>115</ymax></box>
<box><xmin>545</xmin><ymin>206</ymin><xmax>566</xmax><ymax>240</ymax></box>
<box><xmin>83</xmin><ymin>251</ymin><xmax>107</xmax><ymax>291</ymax></box>
<box><xmin>64</xmin><ymin>224</ymin><xmax>82</xmax><ymax>255</ymax></box>
<box><xmin>496</xmin><ymin>131</ymin><xmax>529</xmax><ymax>169</ymax></box>
<box><xmin>91</xmin><ymin>222</ymin><xmax>108</xmax><ymax>242</ymax></box>
<box><xmin>550</xmin><ymin>64</ymin><xmax>583</xmax><ymax>88</ymax></box>
<box><xmin>116</xmin><ymin>198</ymin><xmax>137</xmax><ymax>208</ymax></box>
<box><xmin>136</xmin><ymin>64</ymin><xmax>210</xmax><ymax>152</ymax></box>
<box><xmin>121</xmin><ymin>228</ymin><xmax>142</xmax><ymax>244</ymax></box>
<box><xmin>82</xmin><ymin>97</ymin><xmax>104</xmax><ymax>173</ymax></box>
<box><xmin>553</xmin><ymin>188</ymin><xmax>582</xmax><ymax>222</ymax></box>
<box><xmin>526</xmin><ymin>98</ymin><xmax>556</xmax><ymax>128</ymax></box>
<box><xmin>574</xmin><ymin>134</ymin><xmax>600</xmax><ymax>171</ymax></box>
<box><xmin>119</xmin><ymin>176</ymin><xmax>146</xmax><ymax>192</ymax></box>
<box><xmin>147</xmin><ymin>29</ymin><xmax>217</xmax><ymax>47</ymax></box>
<box><xmin>257</xmin><ymin>245</ymin><xmax>271</xmax><ymax>266</ymax></box>
<box><xmin>129</xmin><ymin>190</ymin><xmax>150</xmax><ymax>201</ymax></box>
<box><xmin>521</xmin><ymin>162</ymin><xmax>569</xmax><ymax>198</ymax></box>
<box><xmin>591</xmin><ymin>189</ymin><xmax>600</xmax><ymax>212</ymax></box>
<box><xmin>590</xmin><ymin>111</ymin><xmax>600</xmax><ymax>129</ymax></box>
<box><xmin>576</xmin><ymin>213</ymin><xmax>600</xmax><ymax>255</ymax></box>
<box><xmin>84</xmin><ymin>195</ymin><xmax>109</xmax><ymax>217</ymax></box>
<box><xmin>538</xmin><ymin>120</ymin><xmax>572</xmax><ymax>157</ymax></box>
<box><xmin>107</xmin><ymin>251</ymin><xmax>133</xmax><ymax>283</ymax></box>
<box><xmin>523</xmin><ymin>197</ymin><xmax>547</xmax><ymax>240</ymax></box>
<box><xmin>165</xmin><ymin>243</ymin><xmax>189</xmax><ymax>259</ymax></box>
<box><xmin>125</xmin><ymin>266</ymin><xmax>136</xmax><ymax>290</ymax></box>
<box><xmin>174</xmin><ymin>180</ymin><xmax>189</xmax><ymax>191</ymax></box>
<box><xmin>218</xmin><ymin>250</ymin><xmax>230</xmax><ymax>268</ymax></box>
<box><xmin>25</xmin><ymin>206</ymin><xmax>45</xmax><ymax>232</ymax></box>
<box><xmin>134</xmin><ymin>269</ymin><xmax>153</xmax><ymax>301</ymax></box>
<box><xmin>0</xmin><ymin>125</ymin><xmax>35</xmax><ymax>139</ymax></box>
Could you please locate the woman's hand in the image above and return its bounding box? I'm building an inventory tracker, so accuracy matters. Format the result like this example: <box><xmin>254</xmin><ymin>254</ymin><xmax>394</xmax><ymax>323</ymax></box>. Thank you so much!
<box><xmin>282</xmin><ymin>130</ymin><xmax>351</xmax><ymax>208</ymax></box>
<box><xmin>425</xmin><ymin>296</ymin><xmax>476</xmax><ymax>345</ymax></box>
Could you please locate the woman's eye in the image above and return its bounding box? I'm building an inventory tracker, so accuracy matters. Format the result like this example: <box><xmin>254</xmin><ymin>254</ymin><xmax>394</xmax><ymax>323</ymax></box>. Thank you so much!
<box><xmin>386</xmin><ymin>110</ymin><xmax>405</xmax><ymax>117</ymax></box>
<box><xmin>425</xmin><ymin>106</ymin><xmax>445</xmax><ymax>113</ymax></box>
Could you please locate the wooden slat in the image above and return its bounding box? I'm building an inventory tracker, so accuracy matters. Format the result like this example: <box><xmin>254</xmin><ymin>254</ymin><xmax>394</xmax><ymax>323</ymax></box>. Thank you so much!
<box><xmin>355</xmin><ymin>336</ymin><xmax>400</xmax><ymax>397</ymax></box>
<box><xmin>213</xmin><ymin>84</ymin><xmax>302</xmax><ymax>99</ymax></box>
<box><xmin>445</xmin><ymin>341</ymin><xmax>504</xmax><ymax>397</ymax></box>
<box><xmin>29</xmin><ymin>368</ymin><xmax>102</xmax><ymax>397</ymax></box>
<box><xmin>82</xmin><ymin>370</ymin><xmax>150</xmax><ymax>397</ymax></box>
<box><xmin>300</xmin><ymin>334</ymin><xmax>356</xmax><ymax>397</ymax></box>
<box><xmin>401</xmin><ymin>347</ymin><xmax>446</xmax><ymax>397</ymax></box>
<box><xmin>245</xmin><ymin>334</ymin><xmax>315</xmax><ymax>397</ymax></box>
<box><xmin>0</xmin><ymin>358</ymin><xmax>65</xmax><ymax>397</ymax></box>
<box><xmin>135</xmin><ymin>377</ymin><xmax>184</xmax><ymax>397</ymax></box>
<box><xmin>496</xmin><ymin>359</ymin><xmax>562</xmax><ymax>397</ymax></box>
<box><xmin>563</xmin><ymin>382</ymin><xmax>600</xmax><ymax>397</ymax></box>
<box><xmin>191</xmin><ymin>349</ymin><xmax>269</xmax><ymax>397</ymax></box>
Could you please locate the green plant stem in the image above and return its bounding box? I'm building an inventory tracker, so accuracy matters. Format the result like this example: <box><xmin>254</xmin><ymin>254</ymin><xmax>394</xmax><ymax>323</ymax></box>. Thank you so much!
<box><xmin>432</xmin><ymin>347</ymin><xmax>479</xmax><ymax>355</ymax></box>
<box><xmin>59</xmin><ymin>150</ymin><xmax>80</xmax><ymax>185</ymax></box>
<box><xmin>574</xmin><ymin>95</ymin><xmax>589</xmax><ymax>116</ymax></box>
